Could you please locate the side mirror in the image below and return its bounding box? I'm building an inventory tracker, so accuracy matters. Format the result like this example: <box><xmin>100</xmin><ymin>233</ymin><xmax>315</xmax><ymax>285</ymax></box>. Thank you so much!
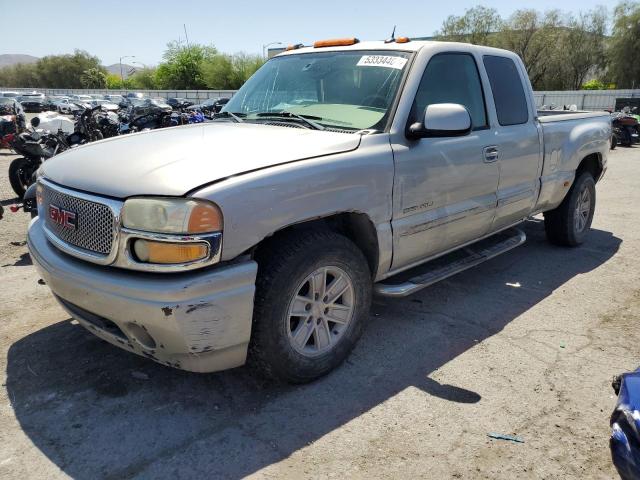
<box><xmin>30</xmin><ymin>116</ymin><xmax>40</xmax><ymax>128</ymax></box>
<box><xmin>407</xmin><ymin>103</ymin><xmax>472</xmax><ymax>139</ymax></box>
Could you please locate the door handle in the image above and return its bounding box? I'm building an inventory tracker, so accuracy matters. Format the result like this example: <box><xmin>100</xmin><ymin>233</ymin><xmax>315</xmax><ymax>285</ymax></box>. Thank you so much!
<box><xmin>483</xmin><ymin>146</ymin><xmax>499</xmax><ymax>163</ymax></box>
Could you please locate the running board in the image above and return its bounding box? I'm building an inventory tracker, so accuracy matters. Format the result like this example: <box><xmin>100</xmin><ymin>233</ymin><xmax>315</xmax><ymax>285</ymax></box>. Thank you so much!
<box><xmin>374</xmin><ymin>228</ymin><xmax>526</xmax><ymax>298</ymax></box>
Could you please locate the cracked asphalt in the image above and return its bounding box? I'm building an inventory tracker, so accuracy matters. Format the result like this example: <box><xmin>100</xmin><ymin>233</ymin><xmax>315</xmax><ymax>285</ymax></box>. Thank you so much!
<box><xmin>0</xmin><ymin>145</ymin><xmax>639</xmax><ymax>479</ymax></box>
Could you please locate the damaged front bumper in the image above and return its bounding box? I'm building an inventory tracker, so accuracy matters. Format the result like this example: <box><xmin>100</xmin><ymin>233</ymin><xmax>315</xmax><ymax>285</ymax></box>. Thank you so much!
<box><xmin>27</xmin><ymin>216</ymin><xmax>258</xmax><ymax>372</ymax></box>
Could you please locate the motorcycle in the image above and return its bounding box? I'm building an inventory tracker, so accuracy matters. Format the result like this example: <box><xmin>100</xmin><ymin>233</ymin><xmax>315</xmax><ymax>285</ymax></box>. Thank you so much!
<box><xmin>67</xmin><ymin>105</ymin><xmax>105</xmax><ymax>145</ymax></box>
<box><xmin>0</xmin><ymin>98</ymin><xmax>26</xmax><ymax>149</ymax></box>
<box><xmin>611</xmin><ymin>108</ymin><xmax>640</xmax><ymax>148</ymax></box>
<box><xmin>8</xmin><ymin>117</ymin><xmax>70</xmax><ymax>198</ymax></box>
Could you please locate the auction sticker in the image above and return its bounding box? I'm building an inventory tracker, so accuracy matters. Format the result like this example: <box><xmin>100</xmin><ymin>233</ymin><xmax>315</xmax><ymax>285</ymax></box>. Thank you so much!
<box><xmin>357</xmin><ymin>55</ymin><xmax>408</xmax><ymax>70</ymax></box>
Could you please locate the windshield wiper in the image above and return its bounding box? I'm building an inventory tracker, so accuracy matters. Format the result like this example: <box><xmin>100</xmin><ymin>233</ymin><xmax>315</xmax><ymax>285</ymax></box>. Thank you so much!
<box><xmin>212</xmin><ymin>111</ymin><xmax>245</xmax><ymax>123</ymax></box>
<box><xmin>255</xmin><ymin>111</ymin><xmax>325</xmax><ymax>130</ymax></box>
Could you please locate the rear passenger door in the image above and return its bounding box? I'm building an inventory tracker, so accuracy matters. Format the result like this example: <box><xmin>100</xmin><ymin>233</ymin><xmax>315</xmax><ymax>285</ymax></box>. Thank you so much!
<box><xmin>482</xmin><ymin>55</ymin><xmax>542</xmax><ymax>231</ymax></box>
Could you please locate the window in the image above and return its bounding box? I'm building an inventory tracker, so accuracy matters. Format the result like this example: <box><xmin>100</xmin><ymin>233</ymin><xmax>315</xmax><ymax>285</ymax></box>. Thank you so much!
<box><xmin>224</xmin><ymin>50</ymin><xmax>411</xmax><ymax>131</ymax></box>
<box><xmin>412</xmin><ymin>53</ymin><xmax>488</xmax><ymax>130</ymax></box>
<box><xmin>483</xmin><ymin>55</ymin><xmax>529</xmax><ymax>126</ymax></box>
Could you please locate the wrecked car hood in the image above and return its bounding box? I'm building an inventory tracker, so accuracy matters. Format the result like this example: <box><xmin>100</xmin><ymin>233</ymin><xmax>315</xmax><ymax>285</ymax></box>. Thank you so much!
<box><xmin>41</xmin><ymin>122</ymin><xmax>361</xmax><ymax>198</ymax></box>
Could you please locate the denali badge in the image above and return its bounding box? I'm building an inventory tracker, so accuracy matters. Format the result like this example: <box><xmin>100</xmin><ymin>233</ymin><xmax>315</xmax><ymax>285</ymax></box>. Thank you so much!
<box><xmin>49</xmin><ymin>204</ymin><xmax>77</xmax><ymax>230</ymax></box>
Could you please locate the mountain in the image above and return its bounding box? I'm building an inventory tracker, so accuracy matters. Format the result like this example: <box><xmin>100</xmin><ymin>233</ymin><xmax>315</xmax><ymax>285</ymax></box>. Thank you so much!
<box><xmin>0</xmin><ymin>54</ymin><xmax>39</xmax><ymax>68</ymax></box>
<box><xmin>105</xmin><ymin>63</ymin><xmax>139</xmax><ymax>79</ymax></box>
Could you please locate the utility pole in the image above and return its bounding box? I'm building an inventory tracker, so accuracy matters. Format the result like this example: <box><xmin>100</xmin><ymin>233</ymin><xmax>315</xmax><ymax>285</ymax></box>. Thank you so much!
<box><xmin>262</xmin><ymin>41</ymin><xmax>283</xmax><ymax>59</ymax></box>
<box><xmin>119</xmin><ymin>55</ymin><xmax>135</xmax><ymax>88</ymax></box>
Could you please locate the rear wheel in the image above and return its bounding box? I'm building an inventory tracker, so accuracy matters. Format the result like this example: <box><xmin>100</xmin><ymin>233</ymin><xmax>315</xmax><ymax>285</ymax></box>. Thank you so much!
<box><xmin>250</xmin><ymin>230</ymin><xmax>372</xmax><ymax>383</ymax></box>
<box><xmin>544</xmin><ymin>172</ymin><xmax>596</xmax><ymax>246</ymax></box>
<box><xmin>8</xmin><ymin>157</ymin><xmax>36</xmax><ymax>198</ymax></box>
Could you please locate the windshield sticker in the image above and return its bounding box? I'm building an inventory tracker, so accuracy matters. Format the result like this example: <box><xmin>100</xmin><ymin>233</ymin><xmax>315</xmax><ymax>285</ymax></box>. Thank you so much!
<box><xmin>357</xmin><ymin>55</ymin><xmax>407</xmax><ymax>70</ymax></box>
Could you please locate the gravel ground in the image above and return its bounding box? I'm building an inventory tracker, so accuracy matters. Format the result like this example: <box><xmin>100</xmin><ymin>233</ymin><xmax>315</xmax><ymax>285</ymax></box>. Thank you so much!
<box><xmin>0</xmin><ymin>143</ymin><xmax>638</xmax><ymax>479</ymax></box>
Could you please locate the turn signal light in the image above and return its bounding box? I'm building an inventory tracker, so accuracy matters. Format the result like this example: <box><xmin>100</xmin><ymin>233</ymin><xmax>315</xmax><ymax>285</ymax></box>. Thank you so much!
<box><xmin>133</xmin><ymin>239</ymin><xmax>209</xmax><ymax>264</ymax></box>
<box><xmin>313</xmin><ymin>37</ymin><xmax>359</xmax><ymax>48</ymax></box>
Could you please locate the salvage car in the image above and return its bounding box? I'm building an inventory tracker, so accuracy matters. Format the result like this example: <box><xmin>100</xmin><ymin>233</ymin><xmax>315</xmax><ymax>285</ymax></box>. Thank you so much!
<box><xmin>17</xmin><ymin>95</ymin><xmax>46</xmax><ymax>112</ymax></box>
<box><xmin>187</xmin><ymin>97</ymin><xmax>229</xmax><ymax>116</ymax></box>
<box><xmin>28</xmin><ymin>39</ymin><xmax>610</xmax><ymax>383</ymax></box>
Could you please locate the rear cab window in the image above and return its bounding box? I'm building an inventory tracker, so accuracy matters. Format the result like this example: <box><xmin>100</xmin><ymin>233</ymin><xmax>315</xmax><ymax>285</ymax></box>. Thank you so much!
<box><xmin>482</xmin><ymin>55</ymin><xmax>529</xmax><ymax>126</ymax></box>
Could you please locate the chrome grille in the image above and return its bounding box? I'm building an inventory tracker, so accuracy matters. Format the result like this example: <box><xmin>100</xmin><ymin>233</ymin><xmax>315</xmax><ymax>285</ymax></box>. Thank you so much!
<box><xmin>42</xmin><ymin>182</ymin><xmax>115</xmax><ymax>255</ymax></box>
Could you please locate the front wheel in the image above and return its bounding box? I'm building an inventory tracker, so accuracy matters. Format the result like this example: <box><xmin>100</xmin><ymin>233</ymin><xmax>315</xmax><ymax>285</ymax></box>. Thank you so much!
<box><xmin>250</xmin><ymin>230</ymin><xmax>372</xmax><ymax>383</ymax></box>
<box><xmin>544</xmin><ymin>172</ymin><xmax>596</xmax><ymax>246</ymax></box>
<box><xmin>8</xmin><ymin>157</ymin><xmax>37</xmax><ymax>199</ymax></box>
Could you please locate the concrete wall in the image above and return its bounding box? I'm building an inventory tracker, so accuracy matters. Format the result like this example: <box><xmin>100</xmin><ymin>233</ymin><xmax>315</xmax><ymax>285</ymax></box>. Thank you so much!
<box><xmin>3</xmin><ymin>87</ymin><xmax>640</xmax><ymax>111</ymax></box>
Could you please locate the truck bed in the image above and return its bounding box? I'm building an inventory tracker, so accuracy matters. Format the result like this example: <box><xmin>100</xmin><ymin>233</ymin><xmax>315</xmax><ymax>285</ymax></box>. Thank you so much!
<box><xmin>537</xmin><ymin>110</ymin><xmax>610</xmax><ymax>122</ymax></box>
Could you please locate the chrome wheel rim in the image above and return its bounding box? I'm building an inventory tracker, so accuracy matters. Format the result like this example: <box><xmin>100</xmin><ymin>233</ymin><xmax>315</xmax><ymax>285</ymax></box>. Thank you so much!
<box><xmin>574</xmin><ymin>186</ymin><xmax>591</xmax><ymax>233</ymax></box>
<box><xmin>286</xmin><ymin>266</ymin><xmax>355</xmax><ymax>357</ymax></box>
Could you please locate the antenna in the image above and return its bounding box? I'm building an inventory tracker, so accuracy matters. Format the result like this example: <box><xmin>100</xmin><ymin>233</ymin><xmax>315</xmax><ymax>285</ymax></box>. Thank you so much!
<box><xmin>385</xmin><ymin>25</ymin><xmax>397</xmax><ymax>43</ymax></box>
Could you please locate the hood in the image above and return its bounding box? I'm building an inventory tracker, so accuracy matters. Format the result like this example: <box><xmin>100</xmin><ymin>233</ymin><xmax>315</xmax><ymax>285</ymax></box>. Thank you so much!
<box><xmin>42</xmin><ymin>122</ymin><xmax>361</xmax><ymax>198</ymax></box>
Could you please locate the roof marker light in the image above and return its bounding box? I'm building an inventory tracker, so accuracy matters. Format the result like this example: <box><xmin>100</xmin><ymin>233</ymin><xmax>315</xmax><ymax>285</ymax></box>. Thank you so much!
<box><xmin>313</xmin><ymin>38</ymin><xmax>359</xmax><ymax>48</ymax></box>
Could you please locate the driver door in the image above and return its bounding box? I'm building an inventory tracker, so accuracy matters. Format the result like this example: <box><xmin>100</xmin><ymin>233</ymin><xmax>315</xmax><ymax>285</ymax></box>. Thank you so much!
<box><xmin>390</xmin><ymin>52</ymin><xmax>499</xmax><ymax>270</ymax></box>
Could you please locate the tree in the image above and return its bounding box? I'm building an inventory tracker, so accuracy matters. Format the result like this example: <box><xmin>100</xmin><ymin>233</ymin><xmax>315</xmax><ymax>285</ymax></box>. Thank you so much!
<box><xmin>498</xmin><ymin>10</ymin><xmax>563</xmax><ymax>89</ymax></box>
<box><xmin>561</xmin><ymin>8</ymin><xmax>608</xmax><ymax>90</ymax></box>
<box><xmin>436</xmin><ymin>6</ymin><xmax>502</xmax><ymax>45</ymax></box>
<box><xmin>607</xmin><ymin>1</ymin><xmax>640</xmax><ymax>88</ymax></box>
<box><xmin>155</xmin><ymin>41</ymin><xmax>217</xmax><ymax>89</ymax></box>
<box><xmin>37</xmin><ymin>50</ymin><xmax>106</xmax><ymax>88</ymax></box>
<box><xmin>128</xmin><ymin>67</ymin><xmax>158</xmax><ymax>89</ymax></box>
<box><xmin>80</xmin><ymin>67</ymin><xmax>107</xmax><ymax>89</ymax></box>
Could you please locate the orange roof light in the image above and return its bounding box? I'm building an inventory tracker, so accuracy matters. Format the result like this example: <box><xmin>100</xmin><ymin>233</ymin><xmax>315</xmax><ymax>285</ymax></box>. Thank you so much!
<box><xmin>396</xmin><ymin>36</ymin><xmax>410</xmax><ymax>43</ymax></box>
<box><xmin>286</xmin><ymin>43</ymin><xmax>304</xmax><ymax>51</ymax></box>
<box><xmin>313</xmin><ymin>37</ymin><xmax>359</xmax><ymax>48</ymax></box>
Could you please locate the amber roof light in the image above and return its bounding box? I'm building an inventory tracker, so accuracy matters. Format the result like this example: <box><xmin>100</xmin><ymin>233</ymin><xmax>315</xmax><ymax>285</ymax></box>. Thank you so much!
<box><xmin>313</xmin><ymin>37</ymin><xmax>359</xmax><ymax>48</ymax></box>
<box><xmin>396</xmin><ymin>37</ymin><xmax>411</xmax><ymax>43</ymax></box>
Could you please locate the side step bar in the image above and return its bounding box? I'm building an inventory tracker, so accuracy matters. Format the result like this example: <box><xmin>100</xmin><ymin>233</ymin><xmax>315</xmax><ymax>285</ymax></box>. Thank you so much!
<box><xmin>374</xmin><ymin>228</ymin><xmax>526</xmax><ymax>298</ymax></box>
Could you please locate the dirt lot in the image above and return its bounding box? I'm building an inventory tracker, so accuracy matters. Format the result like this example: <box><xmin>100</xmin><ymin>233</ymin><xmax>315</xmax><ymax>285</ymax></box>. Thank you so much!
<box><xmin>0</xmin><ymin>145</ymin><xmax>638</xmax><ymax>479</ymax></box>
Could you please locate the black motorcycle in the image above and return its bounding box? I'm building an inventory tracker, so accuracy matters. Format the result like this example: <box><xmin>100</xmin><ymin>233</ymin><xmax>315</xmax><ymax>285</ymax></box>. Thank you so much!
<box><xmin>67</xmin><ymin>105</ymin><xmax>104</xmax><ymax>145</ymax></box>
<box><xmin>611</xmin><ymin>109</ymin><xmax>640</xmax><ymax>148</ymax></box>
<box><xmin>8</xmin><ymin>117</ymin><xmax>69</xmax><ymax>198</ymax></box>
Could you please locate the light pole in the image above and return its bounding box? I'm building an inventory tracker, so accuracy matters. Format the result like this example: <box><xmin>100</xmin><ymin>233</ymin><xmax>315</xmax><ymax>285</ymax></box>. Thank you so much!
<box><xmin>119</xmin><ymin>55</ymin><xmax>135</xmax><ymax>85</ymax></box>
<box><xmin>262</xmin><ymin>42</ymin><xmax>283</xmax><ymax>59</ymax></box>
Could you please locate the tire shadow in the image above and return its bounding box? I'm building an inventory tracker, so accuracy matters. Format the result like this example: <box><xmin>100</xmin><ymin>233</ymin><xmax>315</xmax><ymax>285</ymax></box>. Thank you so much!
<box><xmin>5</xmin><ymin>220</ymin><xmax>621</xmax><ymax>479</ymax></box>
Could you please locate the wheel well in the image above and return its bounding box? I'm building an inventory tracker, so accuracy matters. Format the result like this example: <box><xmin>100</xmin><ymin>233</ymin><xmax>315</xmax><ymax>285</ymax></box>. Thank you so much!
<box><xmin>576</xmin><ymin>153</ymin><xmax>603</xmax><ymax>182</ymax></box>
<box><xmin>253</xmin><ymin>213</ymin><xmax>379</xmax><ymax>278</ymax></box>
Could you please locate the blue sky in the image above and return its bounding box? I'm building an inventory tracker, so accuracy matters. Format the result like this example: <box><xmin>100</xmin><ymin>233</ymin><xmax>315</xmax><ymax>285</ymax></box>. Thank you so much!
<box><xmin>3</xmin><ymin>0</ymin><xmax>617</xmax><ymax>66</ymax></box>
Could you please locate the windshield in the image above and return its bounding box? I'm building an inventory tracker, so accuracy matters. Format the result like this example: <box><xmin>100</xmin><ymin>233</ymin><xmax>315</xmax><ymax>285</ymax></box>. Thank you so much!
<box><xmin>223</xmin><ymin>50</ymin><xmax>411</xmax><ymax>131</ymax></box>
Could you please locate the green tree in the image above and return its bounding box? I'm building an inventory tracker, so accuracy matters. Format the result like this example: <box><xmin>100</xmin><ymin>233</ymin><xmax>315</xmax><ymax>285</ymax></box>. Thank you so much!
<box><xmin>128</xmin><ymin>67</ymin><xmax>158</xmax><ymax>89</ymax></box>
<box><xmin>80</xmin><ymin>67</ymin><xmax>107</xmax><ymax>88</ymax></box>
<box><xmin>561</xmin><ymin>8</ymin><xmax>608</xmax><ymax>90</ymax></box>
<box><xmin>37</xmin><ymin>50</ymin><xmax>106</xmax><ymax>88</ymax></box>
<box><xmin>105</xmin><ymin>73</ymin><xmax>123</xmax><ymax>89</ymax></box>
<box><xmin>155</xmin><ymin>41</ymin><xmax>217</xmax><ymax>89</ymax></box>
<box><xmin>497</xmin><ymin>10</ymin><xmax>563</xmax><ymax>89</ymax></box>
<box><xmin>436</xmin><ymin>6</ymin><xmax>502</xmax><ymax>45</ymax></box>
<box><xmin>607</xmin><ymin>1</ymin><xmax>640</xmax><ymax>88</ymax></box>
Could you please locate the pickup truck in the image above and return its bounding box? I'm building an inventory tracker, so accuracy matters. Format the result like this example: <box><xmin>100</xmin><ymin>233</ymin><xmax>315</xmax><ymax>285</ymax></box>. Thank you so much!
<box><xmin>27</xmin><ymin>39</ymin><xmax>611</xmax><ymax>383</ymax></box>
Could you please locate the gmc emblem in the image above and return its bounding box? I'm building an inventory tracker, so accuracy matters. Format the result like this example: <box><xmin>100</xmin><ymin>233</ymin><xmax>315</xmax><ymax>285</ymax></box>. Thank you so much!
<box><xmin>49</xmin><ymin>204</ymin><xmax>77</xmax><ymax>230</ymax></box>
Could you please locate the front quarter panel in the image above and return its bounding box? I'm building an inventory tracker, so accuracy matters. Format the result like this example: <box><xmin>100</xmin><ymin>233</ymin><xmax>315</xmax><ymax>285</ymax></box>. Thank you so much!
<box><xmin>191</xmin><ymin>134</ymin><xmax>395</xmax><ymax>277</ymax></box>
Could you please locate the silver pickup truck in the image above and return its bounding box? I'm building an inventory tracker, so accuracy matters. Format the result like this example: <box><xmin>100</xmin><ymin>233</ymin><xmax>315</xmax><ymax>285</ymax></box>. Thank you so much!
<box><xmin>27</xmin><ymin>39</ymin><xmax>610</xmax><ymax>382</ymax></box>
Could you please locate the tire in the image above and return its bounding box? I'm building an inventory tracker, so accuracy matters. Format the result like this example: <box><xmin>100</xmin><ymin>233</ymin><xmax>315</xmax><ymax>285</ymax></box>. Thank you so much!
<box><xmin>610</xmin><ymin>134</ymin><xmax>617</xmax><ymax>150</ymax></box>
<box><xmin>544</xmin><ymin>172</ymin><xmax>596</xmax><ymax>247</ymax></box>
<box><xmin>8</xmin><ymin>157</ymin><xmax>36</xmax><ymax>199</ymax></box>
<box><xmin>250</xmin><ymin>229</ymin><xmax>372</xmax><ymax>383</ymax></box>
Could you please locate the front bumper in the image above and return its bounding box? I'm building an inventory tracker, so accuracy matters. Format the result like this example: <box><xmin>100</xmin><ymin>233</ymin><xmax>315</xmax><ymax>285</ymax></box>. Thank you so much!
<box><xmin>27</xmin><ymin>217</ymin><xmax>258</xmax><ymax>373</ymax></box>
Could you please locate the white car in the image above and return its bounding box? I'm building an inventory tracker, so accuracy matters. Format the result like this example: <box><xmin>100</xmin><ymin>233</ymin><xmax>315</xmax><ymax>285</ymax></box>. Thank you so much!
<box><xmin>53</xmin><ymin>98</ymin><xmax>81</xmax><ymax>114</ymax></box>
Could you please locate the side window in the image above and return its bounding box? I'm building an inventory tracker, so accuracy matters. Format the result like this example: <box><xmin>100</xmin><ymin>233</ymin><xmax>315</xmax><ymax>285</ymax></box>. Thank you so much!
<box><xmin>483</xmin><ymin>55</ymin><xmax>529</xmax><ymax>126</ymax></box>
<box><xmin>413</xmin><ymin>53</ymin><xmax>488</xmax><ymax>130</ymax></box>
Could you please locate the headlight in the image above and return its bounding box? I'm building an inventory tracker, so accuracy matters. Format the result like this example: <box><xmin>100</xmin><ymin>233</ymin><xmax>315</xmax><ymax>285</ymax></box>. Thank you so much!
<box><xmin>121</xmin><ymin>197</ymin><xmax>223</xmax><ymax>234</ymax></box>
